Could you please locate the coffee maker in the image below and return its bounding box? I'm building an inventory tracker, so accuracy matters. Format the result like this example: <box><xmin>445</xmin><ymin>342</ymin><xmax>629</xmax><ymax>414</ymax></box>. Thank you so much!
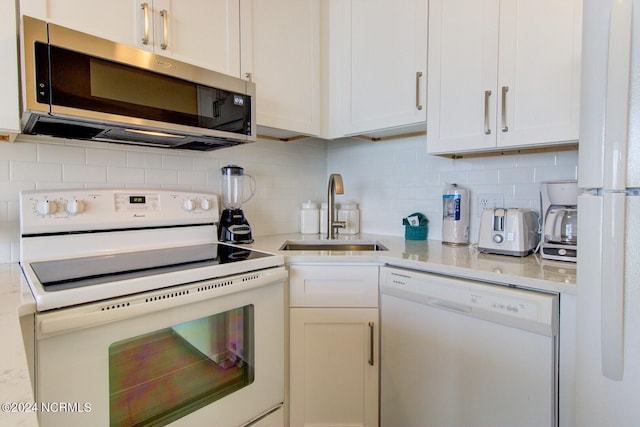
<box><xmin>540</xmin><ymin>181</ymin><xmax>579</xmax><ymax>262</ymax></box>
<box><xmin>219</xmin><ymin>165</ymin><xmax>255</xmax><ymax>243</ymax></box>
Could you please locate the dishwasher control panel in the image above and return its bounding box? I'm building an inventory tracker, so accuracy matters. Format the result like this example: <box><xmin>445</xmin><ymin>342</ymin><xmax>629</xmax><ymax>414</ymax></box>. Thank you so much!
<box><xmin>380</xmin><ymin>267</ymin><xmax>559</xmax><ymax>337</ymax></box>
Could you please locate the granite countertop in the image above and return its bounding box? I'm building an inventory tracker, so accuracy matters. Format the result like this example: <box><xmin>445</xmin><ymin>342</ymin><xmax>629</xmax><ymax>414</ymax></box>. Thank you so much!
<box><xmin>249</xmin><ymin>233</ymin><xmax>577</xmax><ymax>295</ymax></box>
<box><xmin>0</xmin><ymin>233</ymin><xmax>576</xmax><ymax>424</ymax></box>
<box><xmin>0</xmin><ymin>264</ymin><xmax>38</xmax><ymax>427</ymax></box>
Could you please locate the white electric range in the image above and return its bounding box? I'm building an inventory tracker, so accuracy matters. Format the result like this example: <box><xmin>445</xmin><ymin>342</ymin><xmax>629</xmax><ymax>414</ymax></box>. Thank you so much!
<box><xmin>19</xmin><ymin>188</ymin><xmax>286</xmax><ymax>427</ymax></box>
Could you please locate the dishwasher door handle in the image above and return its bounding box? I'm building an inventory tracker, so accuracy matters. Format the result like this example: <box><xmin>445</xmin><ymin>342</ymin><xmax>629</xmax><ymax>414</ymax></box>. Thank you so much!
<box><xmin>427</xmin><ymin>298</ymin><xmax>472</xmax><ymax>314</ymax></box>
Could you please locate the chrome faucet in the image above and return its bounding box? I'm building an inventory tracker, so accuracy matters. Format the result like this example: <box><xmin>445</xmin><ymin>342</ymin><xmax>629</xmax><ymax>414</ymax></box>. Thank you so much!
<box><xmin>327</xmin><ymin>174</ymin><xmax>345</xmax><ymax>239</ymax></box>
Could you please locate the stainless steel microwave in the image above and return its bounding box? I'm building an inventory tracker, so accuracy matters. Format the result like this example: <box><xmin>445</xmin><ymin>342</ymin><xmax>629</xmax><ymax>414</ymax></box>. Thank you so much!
<box><xmin>20</xmin><ymin>16</ymin><xmax>256</xmax><ymax>151</ymax></box>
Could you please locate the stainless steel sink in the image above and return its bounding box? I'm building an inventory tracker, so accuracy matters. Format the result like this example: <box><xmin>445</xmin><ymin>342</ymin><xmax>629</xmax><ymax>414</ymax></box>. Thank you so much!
<box><xmin>279</xmin><ymin>240</ymin><xmax>388</xmax><ymax>251</ymax></box>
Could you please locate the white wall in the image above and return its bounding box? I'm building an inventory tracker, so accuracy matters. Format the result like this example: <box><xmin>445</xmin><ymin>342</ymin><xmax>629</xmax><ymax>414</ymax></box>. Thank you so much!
<box><xmin>327</xmin><ymin>135</ymin><xmax>578</xmax><ymax>242</ymax></box>
<box><xmin>0</xmin><ymin>134</ymin><xmax>327</xmax><ymax>263</ymax></box>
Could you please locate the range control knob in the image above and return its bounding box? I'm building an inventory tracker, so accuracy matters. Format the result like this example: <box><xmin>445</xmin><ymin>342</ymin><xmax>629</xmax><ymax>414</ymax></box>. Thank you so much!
<box><xmin>200</xmin><ymin>198</ymin><xmax>212</xmax><ymax>211</ymax></box>
<box><xmin>65</xmin><ymin>199</ymin><xmax>86</xmax><ymax>215</ymax></box>
<box><xmin>492</xmin><ymin>233</ymin><xmax>504</xmax><ymax>244</ymax></box>
<box><xmin>35</xmin><ymin>200</ymin><xmax>57</xmax><ymax>217</ymax></box>
<box><xmin>183</xmin><ymin>198</ymin><xmax>197</xmax><ymax>212</ymax></box>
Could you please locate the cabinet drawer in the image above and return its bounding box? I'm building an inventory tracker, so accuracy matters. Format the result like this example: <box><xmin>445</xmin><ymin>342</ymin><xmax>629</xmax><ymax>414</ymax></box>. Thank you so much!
<box><xmin>289</xmin><ymin>265</ymin><xmax>379</xmax><ymax>308</ymax></box>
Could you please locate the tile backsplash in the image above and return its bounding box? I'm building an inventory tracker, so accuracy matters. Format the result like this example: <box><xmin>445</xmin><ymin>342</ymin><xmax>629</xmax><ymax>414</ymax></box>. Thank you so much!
<box><xmin>0</xmin><ymin>133</ymin><xmax>577</xmax><ymax>264</ymax></box>
<box><xmin>327</xmin><ymin>135</ymin><xmax>578</xmax><ymax>242</ymax></box>
<box><xmin>0</xmin><ymin>135</ymin><xmax>328</xmax><ymax>263</ymax></box>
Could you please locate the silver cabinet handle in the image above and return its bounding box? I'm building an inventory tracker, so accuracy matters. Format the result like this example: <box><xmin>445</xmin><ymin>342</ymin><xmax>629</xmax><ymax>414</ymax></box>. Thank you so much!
<box><xmin>141</xmin><ymin>3</ymin><xmax>150</xmax><ymax>45</ymax></box>
<box><xmin>416</xmin><ymin>71</ymin><xmax>423</xmax><ymax>111</ymax></box>
<box><xmin>484</xmin><ymin>90</ymin><xmax>492</xmax><ymax>135</ymax></box>
<box><xmin>368</xmin><ymin>322</ymin><xmax>375</xmax><ymax>366</ymax></box>
<box><xmin>501</xmin><ymin>86</ymin><xmax>509</xmax><ymax>132</ymax></box>
<box><xmin>160</xmin><ymin>10</ymin><xmax>169</xmax><ymax>50</ymax></box>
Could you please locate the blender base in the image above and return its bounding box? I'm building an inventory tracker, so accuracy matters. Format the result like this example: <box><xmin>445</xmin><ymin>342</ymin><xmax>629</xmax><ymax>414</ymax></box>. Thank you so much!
<box><xmin>219</xmin><ymin>209</ymin><xmax>254</xmax><ymax>243</ymax></box>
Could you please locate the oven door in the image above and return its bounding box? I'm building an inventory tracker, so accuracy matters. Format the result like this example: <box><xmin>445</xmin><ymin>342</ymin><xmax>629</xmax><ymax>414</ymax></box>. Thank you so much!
<box><xmin>33</xmin><ymin>267</ymin><xmax>286</xmax><ymax>427</ymax></box>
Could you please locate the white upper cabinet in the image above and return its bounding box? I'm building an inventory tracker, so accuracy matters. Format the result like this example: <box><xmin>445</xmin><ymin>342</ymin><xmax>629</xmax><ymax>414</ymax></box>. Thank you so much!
<box><xmin>427</xmin><ymin>0</ymin><xmax>582</xmax><ymax>154</ymax></box>
<box><xmin>240</xmin><ymin>0</ymin><xmax>321</xmax><ymax>136</ymax></box>
<box><xmin>0</xmin><ymin>0</ymin><xmax>20</xmax><ymax>140</ymax></box>
<box><xmin>20</xmin><ymin>0</ymin><xmax>137</xmax><ymax>45</ymax></box>
<box><xmin>135</xmin><ymin>0</ymin><xmax>241</xmax><ymax>76</ymax></box>
<box><xmin>324</xmin><ymin>0</ymin><xmax>428</xmax><ymax>138</ymax></box>
<box><xmin>19</xmin><ymin>0</ymin><xmax>241</xmax><ymax>77</ymax></box>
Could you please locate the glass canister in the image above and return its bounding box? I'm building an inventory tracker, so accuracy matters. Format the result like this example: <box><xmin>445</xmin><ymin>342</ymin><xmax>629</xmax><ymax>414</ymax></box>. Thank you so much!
<box><xmin>338</xmin><ymin>201</ymin><xmax>360</xmax><ymax>235</ymax></box>
<box><xmin>300</xmin><ymin>201</ymin><xmax>319</xmax><ymax>234</ymax></box>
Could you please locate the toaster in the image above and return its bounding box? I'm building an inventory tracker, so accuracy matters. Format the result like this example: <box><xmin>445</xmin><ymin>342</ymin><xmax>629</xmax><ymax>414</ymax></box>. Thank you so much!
<box><xmin>478</xmin><ymin>208</ymin><xmax>540</xmax><ymax>256</ymax></box>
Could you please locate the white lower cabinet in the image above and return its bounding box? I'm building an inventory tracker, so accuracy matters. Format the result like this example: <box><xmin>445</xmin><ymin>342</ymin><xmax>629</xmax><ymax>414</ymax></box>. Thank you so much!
<box><xmin>288</xmin><ymin>265</ymin><xmax>379</xmax><ymax>427</ymax></box>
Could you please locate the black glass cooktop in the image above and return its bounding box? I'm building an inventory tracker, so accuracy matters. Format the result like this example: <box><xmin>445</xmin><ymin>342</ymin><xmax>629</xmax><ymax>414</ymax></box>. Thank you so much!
<box><xmin>29</xmin><ymin>243</ymin><xmax>272</xmax><ymax>292</ymax></box>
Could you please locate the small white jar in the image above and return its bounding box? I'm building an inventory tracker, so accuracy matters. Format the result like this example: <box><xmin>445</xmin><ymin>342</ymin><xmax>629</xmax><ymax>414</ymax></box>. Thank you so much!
<box><xmin>300</xmin><ymin>201</ymin><xmax>319</xmax><ymax>234</ymax></box>
<box><xmin>338</xmin><ymin>201</ymin><xmax>360</xmax><ymax>235</ymax></box>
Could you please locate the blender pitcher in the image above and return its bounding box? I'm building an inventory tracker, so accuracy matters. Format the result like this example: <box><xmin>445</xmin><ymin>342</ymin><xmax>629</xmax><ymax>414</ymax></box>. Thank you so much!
<box><xmin>219</xmin><ymin>165</ymin><xmax>256</xmax><ymax>243</ymax></box>
<box><xmin>221</xmin><ymin>165</ymin><xmax>256</xmax><ymax>210</ymax></box>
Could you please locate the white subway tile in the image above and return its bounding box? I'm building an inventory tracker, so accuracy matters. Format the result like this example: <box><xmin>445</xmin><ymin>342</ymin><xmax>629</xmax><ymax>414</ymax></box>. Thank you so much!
<box><xmin>145</xmin><ymin>168</ymin><xmax>178</xmax><ymax>185</ymax></box>
<box><xmin>499</xmin><ymin>167</ymin><xmax>535</xmax><ymax>184</ymax></box>
<box><xmin>11</xmin><ymin>161</ymin><xmax>62</xmax><ymax>182</ymax></box>
<box><xmin>468</xmin><ymin>169</ymin><xmax>500</xmax><ymax>185</ymax></box>
<box><xmin>0</xmin><ymin>140</ymin><xmax>37</xmax><ymax>161</ymax></box>
<box><xmin>177</xmin><ymin>170</ymin><xmax>207</xmax><ymax>186</ymax></box>
<box><xmin>38</xmin><ymin>143</ymin><xmax>85</xmax><ymax>165</ymax></box>
<box><xmin>63</xmin><ymin>165</ymin><xmax>107</xmax><ymax>184</ymax></box>
<box><xmin>162</xmin><ymin>155</ymin><xmax>195</xmax><ymax>170</ymax></box>
<box><xmin>86</xmin><ymin>148</ymin><xmax>127</xmax><ymax>166</ymax></box>
<box><xmin>106</xmin><ymin>167</ymin><xmax>145</xmax><ymax>184</ymax></box>
<box><xmin>127</xmin><ymin>151</ymin><xmax>163</xmax><ymax>169</ymax></box>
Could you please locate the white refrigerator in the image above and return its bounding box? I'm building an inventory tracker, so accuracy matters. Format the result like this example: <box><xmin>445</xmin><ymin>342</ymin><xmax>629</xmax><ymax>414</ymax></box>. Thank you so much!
<box><xmin>577</xmin><ymin>0</ymin><xmax>640</xmax><ymax>425</ymax></box>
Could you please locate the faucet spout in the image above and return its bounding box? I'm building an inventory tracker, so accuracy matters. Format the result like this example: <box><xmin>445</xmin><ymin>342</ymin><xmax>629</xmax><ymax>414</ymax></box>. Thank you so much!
<box><xmin>327</xmin><ymin>174</ymin><xmax>345</xmax><ymax>239</ymax></box>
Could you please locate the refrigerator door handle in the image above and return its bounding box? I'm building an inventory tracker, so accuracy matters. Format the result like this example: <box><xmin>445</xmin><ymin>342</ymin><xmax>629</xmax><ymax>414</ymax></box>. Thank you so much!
<box><xmin>603</xmin><ymin>0</ymin><xmax>632</xmax><ymax>191</ymax></box>
<box><xmin>601</xmin><ymin>192</ymin><xmax>626</xmax><ymax>380</ymax></box>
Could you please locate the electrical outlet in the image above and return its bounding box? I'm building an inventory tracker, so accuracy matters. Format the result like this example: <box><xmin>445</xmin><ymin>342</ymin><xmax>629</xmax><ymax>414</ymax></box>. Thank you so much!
<box><xmin>477</xmin><ymin>193</ymin><xmax>504</xmax><ymax>217</ymax></box>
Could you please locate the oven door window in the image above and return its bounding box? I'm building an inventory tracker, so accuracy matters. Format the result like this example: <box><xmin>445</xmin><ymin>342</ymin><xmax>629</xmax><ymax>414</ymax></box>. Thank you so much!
<box><xmin>108</xmin><ymin>305</ymin><xmax>254</xmax><ymax>426</ymax></box>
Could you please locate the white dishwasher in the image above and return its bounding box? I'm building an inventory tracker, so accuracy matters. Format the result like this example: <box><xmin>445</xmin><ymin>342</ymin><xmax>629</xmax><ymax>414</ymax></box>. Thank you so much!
<box><xmin>380</xmin><ymin>266</ymin><xmax>559</xmax><ymax>427</ymax></box>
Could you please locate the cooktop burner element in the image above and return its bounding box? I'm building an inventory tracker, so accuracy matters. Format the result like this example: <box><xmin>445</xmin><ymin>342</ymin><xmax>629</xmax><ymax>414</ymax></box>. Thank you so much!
<box><xmin>19</xmin><ymin>189</ymin><xmax>283</xmax><ymax>311</ymax></box>
<box><xmin>30</xmin><ymin>243</ymin><xmax>271</xmax><ymax>291</ymax></box>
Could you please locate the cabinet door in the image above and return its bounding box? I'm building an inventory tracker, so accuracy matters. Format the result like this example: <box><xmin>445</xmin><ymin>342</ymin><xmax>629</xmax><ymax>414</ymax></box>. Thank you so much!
<box><xmin>240</xmin><ymin>0</ymin><xmax>320</xmax><ymax>135</ymax></box>
<box><xmin>496</xmin><ymin>0</ymin><xmax>582</xmax><ymax>148</ymax></box>
<box><xmin>328</xmin><ymin>0</ymin><xmax>427</xmax><ymax>137</ymax></box>
<box><xmin>20</xmin><ymin>0</ymin><xmax>137</xmax><ymax>44</ymax></box>
<box><xmin>148</xmin><ymin>0</ymin><xmax>241</xmax><ymax>76</ymax></box>
<box><xmin>289</xmin><ymin>308</ymin><xmax>379</xmax><ymax>427</ymax></box>
<box><xmin>427</xmin><ymin>0</ymin><xmax>499</xmax><ymax>154</ymax></box>
<box><xmin>427</xmin><ymin>0</ymin><xmax>581</xmax><ymax>155</ymax></box>
<box><xmin>0</xmin><ymin>0</ymin><xmax>19</xmax><ymax>139</ymax></box>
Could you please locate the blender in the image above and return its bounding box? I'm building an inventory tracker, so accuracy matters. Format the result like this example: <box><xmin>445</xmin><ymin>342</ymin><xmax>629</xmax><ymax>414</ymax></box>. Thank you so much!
<box><xmin>219</xmin><ymin>165</ymin><xmax>256</xmax><ymax>243</ymax></box>
<box><xmin>540</xmin><ymin>180</ymin><xmax>579</xmax><ymax>262</ymax></box>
